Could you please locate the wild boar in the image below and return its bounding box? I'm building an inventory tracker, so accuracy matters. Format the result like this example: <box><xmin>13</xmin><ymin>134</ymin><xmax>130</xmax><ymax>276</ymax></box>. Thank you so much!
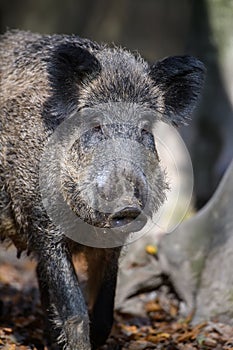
<box><xmin>0</xmin><ymin>30</ymin><xmax>205</xmax><ymax>349</ymax></box>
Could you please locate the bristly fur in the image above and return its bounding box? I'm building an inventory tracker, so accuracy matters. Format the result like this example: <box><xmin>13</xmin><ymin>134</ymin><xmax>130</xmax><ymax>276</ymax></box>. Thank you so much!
<box><xmin>0</xmin><ymin>30</ymin><xmax>205</xmax><ymax>350</ymax></box>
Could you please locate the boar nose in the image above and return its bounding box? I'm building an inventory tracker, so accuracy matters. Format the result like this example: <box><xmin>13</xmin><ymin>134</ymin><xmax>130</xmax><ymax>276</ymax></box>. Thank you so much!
<box><xmin>110</xmin><ymin>207</ymin><xmax>147</xmax><ymax>232</ymax></box>
<box><xmin>96</xmin><ymin>163</ymin><xmax>148</xmax><ymax>209</ymax></box>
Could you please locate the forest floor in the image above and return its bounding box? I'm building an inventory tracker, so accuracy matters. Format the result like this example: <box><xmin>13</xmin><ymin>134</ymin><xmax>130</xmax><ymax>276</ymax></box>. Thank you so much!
<box><xmin>0</xmin><ymin>246</ymin><xmax>233</xmax><ymax>350</ymax></box>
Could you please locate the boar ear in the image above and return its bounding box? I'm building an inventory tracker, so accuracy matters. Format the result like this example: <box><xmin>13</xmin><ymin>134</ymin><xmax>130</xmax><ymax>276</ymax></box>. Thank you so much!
<box><xmin>47</xmin><ymin>44</ymin><xmax>101</xmax><ymax>118</ymax></box>
<box><xmin>53</xmin><ymin>43</ymin><xmax>101</xmax><ymax>80</ymax></box>
<box><xmin>149</xmin><ymin>55</ymin><xmax>206</xmax><ymax>126</ymax></box>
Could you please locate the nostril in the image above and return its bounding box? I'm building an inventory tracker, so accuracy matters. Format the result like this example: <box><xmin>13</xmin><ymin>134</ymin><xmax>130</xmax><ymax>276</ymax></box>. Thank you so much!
<box><xmin>110</xmin><ymin>207</ymin><xmax>147</xmax><ymax>231</ymax></box>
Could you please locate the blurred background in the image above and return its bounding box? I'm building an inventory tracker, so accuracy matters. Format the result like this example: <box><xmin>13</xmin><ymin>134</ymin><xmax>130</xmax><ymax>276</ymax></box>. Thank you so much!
<box><xmin>1</xmin><ymin>0</ymin><xmax>233</xmax><ymax>209</ymax></box>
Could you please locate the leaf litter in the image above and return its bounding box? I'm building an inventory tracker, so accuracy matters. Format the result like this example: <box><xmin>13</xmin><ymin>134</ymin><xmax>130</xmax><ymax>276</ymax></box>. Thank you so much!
<box><xmin>0</xmin><ymin>247</ymin><xmax>233</xmax><ymax>350</ymax></box>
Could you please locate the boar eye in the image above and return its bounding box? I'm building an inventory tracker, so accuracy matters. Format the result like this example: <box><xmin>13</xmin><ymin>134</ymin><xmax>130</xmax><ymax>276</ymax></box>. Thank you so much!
<box><xmin>141</xmin><ymin>128</ymin><xmax>149</xmax><ymax>136</ymax></box>
<box><xmin>138</xmin><ymin>119</ymin><xmax>152</xmax><ymax>132</ymax></box>
<box><xmin>140</xmin><ymin>128</ymin><xmax>155</xmax><ymax>152</ymax></box>
<box><xmin>93</xmin><ymin>125</ymin><xmax>102</xmax><ymax>133</ymax></box>
<box><xmin>141</xmin><ymin>128</ymin><xmax>152</xmax><ymax>140</ymax></box>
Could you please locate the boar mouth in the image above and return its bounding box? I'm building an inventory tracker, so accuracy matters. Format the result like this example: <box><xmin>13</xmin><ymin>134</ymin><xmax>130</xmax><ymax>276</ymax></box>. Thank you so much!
<box><xmin>108</xmin><ymin>206</ymin><xmax>147</xmax><ymax>232</ymax></box>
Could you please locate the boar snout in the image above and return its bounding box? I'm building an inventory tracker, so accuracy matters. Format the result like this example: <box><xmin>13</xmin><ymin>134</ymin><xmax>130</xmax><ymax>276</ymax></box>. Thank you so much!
<box><xmin>95</xmin><ymin>161</ymin><xmax>148</xmax><ymax>209</ymax></box>
<box><xmin>94</xmin><ymin>162</ymin><xmax>148</xmax><ymax>231</ymax></box>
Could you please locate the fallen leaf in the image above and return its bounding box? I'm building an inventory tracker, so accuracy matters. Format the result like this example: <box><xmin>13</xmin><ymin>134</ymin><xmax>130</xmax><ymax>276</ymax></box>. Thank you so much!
<box><xmin>145</xmin><ymin>245</ymin><xmax>158</xmax><ymax>255</ymax></box>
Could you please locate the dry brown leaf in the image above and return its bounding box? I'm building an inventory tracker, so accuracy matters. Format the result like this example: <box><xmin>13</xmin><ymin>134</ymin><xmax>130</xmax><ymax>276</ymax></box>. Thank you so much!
<box><xmin>202</xmin><ymin>337</ymin><xmax>218</xmax><ymax>347</ymax></box>
<box><xmin>128</xmin><ymin>340</ymin><xmax>155</xmax><ymax>350</ymax></box>
<box><xmin>2</xmin><ymin>328</ymin><xmax>13</xmax><ymax>334</ymax></box>
<box><xmin>145</xmin><ymin>301</ymin><xmax>162</xmax><ymax>313</ymax></box>
<box><xmin>192</xmin><ymin>322</ymin><xmax>207</xmax><ymax>332</ymax></box>
<box><xmin>146</xmin><ymin>332</ymin><xmax>171</xmax><ymax>343</ymax></box>
<box><xmin>121</xmin><ymin>324</ymin><xmax>138</xmax><ymax>336</ymax></box>
<box><xmin>177</xmin><ymin>331</ymin><xmax>195</xmax><ymax>342</ymax></box>
<box><xmin>169</xmin><ymin>304</ymin><xmax>178</xmax><ymax>318</ymax></box>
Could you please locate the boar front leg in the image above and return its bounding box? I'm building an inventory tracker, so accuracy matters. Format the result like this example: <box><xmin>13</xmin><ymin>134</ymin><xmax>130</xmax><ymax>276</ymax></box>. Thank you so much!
<box><xmin>87</xmin><ymin>248</ymin><xmax>121</xmax><ymax>349</ymax></box>
<box><xmin>36</xmin><ymin>242</ymin><xmax>90</xmax><ymax>350</ymax></box>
